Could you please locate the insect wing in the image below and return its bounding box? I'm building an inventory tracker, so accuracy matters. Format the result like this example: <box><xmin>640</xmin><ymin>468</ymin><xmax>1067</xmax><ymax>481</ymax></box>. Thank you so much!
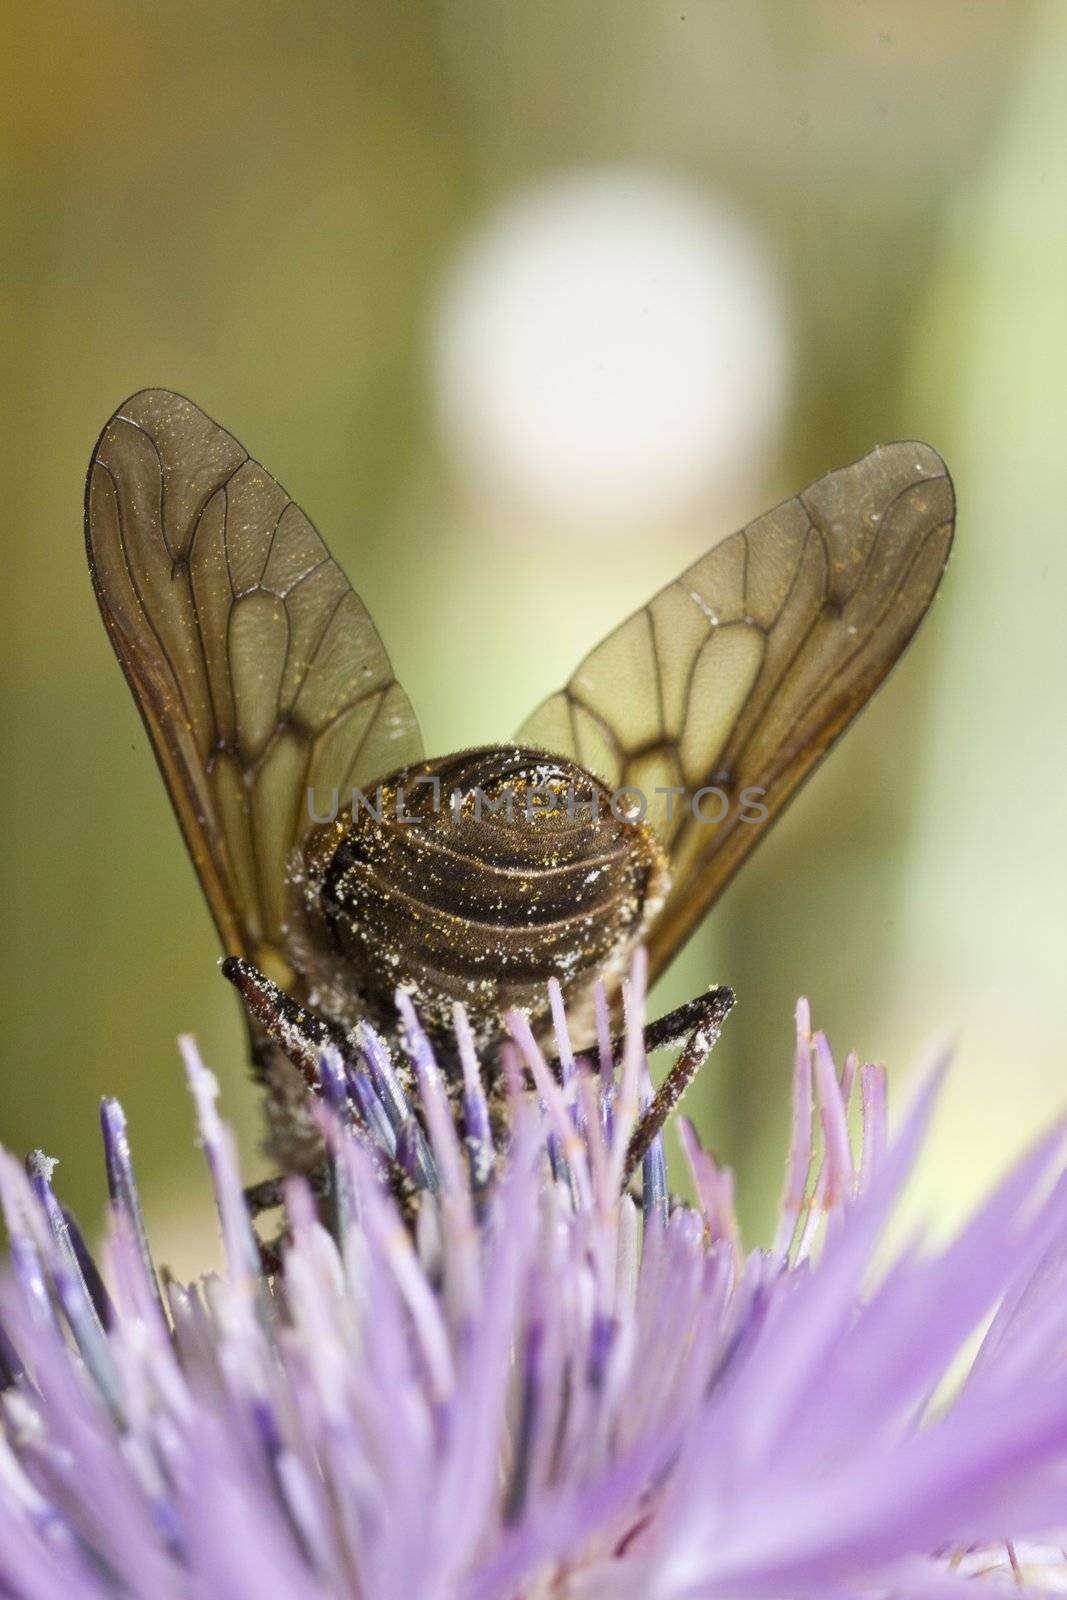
<box><xmin>517</xmin><ymin>442</ymin><xmax>955</xmax><ymax>982</ymax></box>
<box><xmin>86</xmin><ymin>389</ymin><xmax>423</xmax><ymax>978</ymax></box>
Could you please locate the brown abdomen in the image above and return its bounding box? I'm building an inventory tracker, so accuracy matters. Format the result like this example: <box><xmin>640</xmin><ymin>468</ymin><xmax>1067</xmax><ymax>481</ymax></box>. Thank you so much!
<box><xmin>299</xmin><ymin>746</ymin><xmax>668</xmax><ymax>1048</ymax></box>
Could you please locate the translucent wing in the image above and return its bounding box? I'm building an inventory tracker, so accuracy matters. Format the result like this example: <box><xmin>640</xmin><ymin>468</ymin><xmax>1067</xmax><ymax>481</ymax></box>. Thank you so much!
<box><xmin>518</xmin><ymin>442</ymin><xmax>955</xmax><ymax>982</ymax></box>
<box><xmin>86</xmin><ymin>390</ymin><xmax>422</xmax><ymax>982</ymax></box>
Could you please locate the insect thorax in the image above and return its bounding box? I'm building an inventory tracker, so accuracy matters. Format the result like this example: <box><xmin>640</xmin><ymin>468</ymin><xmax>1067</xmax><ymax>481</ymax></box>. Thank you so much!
<box><xmin>296</xmin><ymin>745</ymin><xmax>669</xmax><ymax>1049</ymax></box>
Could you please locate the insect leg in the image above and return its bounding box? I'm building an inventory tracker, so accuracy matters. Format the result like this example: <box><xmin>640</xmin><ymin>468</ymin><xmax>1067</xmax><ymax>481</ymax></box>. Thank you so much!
<box><xmin>242</xmin><ymin>1173</ymin><xmax>286</xmax><ymax>1217</ymax></box>
<box><xmin>241</xmin><ymin>1164</ymin><xmax>333</xmax><ymax>1220</ymax></box>
<box><xmin>622</xmin><ymin>984</ymin><xmax>735</xmax><ymax>1185</ymax></box>
<box><xmin>221</xmin><ymin>959</ymin><xmax>426</xmax><ymax>1231</ymax></box>
<box><xmin>634</xmin><ymin>986</ymin><xmax>736</xmax><ymax>1056</ymax></box>
<box><xmin>221</xmin><ymin>958</ymin><xmax>353</xmax><ymax>1225</ymax></box>
<box><xmin>221</xmin><ymin>957</ymin><xmax>350</xmax><ymax>1092</ymax></box>
<box><xmin>255</xmin><ymin>1231</ymin><xmax>285</xmax><ymax>1276</ymax></box>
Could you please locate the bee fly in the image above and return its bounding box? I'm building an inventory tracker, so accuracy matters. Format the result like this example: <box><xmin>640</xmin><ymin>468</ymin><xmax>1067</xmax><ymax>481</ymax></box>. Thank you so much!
<box><xmin>86</xmin><ymin>391</ymin><xmax>954</xmax><ymax>1211</ymax></box>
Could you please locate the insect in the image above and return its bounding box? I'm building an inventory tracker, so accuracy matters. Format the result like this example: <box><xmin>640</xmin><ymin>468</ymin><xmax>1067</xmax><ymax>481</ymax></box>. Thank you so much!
<box><xmin>86</xmin><ymin>390</ymin><xmax>954</xmax><ymax>1197</ymax></box>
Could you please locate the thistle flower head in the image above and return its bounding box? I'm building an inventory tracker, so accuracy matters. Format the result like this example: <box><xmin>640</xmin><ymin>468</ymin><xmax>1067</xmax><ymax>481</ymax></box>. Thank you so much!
<box><xmin>2</xmin><ymin>971</ymin><xmax>1067</xmax><ymax>1598</ymax></box>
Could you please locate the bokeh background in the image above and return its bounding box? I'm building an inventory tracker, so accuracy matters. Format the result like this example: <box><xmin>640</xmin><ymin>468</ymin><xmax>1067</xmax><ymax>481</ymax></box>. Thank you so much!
<box><xmin>3</xmin><ymin>0</ymin><xmax>1064</xmax><ymax>1274</ymax></box>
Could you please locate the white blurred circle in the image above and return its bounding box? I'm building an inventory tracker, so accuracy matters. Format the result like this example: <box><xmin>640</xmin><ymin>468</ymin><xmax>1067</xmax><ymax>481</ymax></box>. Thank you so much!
<box><xmin>432</xmin><ymin>170</ymin><xmax>791</xmax><ymax>531</ymax></box>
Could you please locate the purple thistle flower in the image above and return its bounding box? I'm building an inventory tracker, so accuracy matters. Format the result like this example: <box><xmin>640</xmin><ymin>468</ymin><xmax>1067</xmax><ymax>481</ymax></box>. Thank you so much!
<box><xmin>2</xmin><ymin>974</ymin><xmax>1067</xmax><ymax>1598</ymax></box>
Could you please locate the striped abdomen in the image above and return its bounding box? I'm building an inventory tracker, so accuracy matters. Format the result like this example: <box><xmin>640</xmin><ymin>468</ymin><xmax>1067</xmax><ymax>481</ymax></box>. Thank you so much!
<box><xmin>298</xmin><ymin>746</ymin><xmax>668</xmax><ymax>1048</ymax></box>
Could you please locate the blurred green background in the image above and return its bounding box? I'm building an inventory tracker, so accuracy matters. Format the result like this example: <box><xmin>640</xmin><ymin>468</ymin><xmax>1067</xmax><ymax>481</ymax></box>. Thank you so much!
<box><xmin>3</xmin><ymin>0</ymin><xmax>1064</xmax><ymax>1275</ymax></box>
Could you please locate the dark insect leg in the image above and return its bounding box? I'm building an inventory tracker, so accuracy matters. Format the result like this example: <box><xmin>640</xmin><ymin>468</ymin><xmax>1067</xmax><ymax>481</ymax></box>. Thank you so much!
<box><xmin>222</xmin><ymin>958</ymin><xmax>420</xmax><ymax>1230</ymax></box>
<box><xmin>221</xmin><ymin>958</ymin><xmax>355</xmax><ymax>1224</ymax></box>
<box><xmin>546</xmin><ymin>986</ymin><xmax>736</xmax><ymax>1082</ymax></box>
<box><xmin>242</xmin><ymin>1164</ymin><xmax>334</xmax><ymax>1221</ymax></box>
<box><xmin>242</xmin><ymin>1173</ymin><xmax>286</xmax><ymax>1218</ymax></box>
<box><xmin>632</xmin><ymin>987</ymin><xmax>735</xmax><ymax>1057</ymax></box>
<box><xmin>243</xmin><ymin>1163</ymin><xmax>333</xmax><ymax>1254</ymax></box>
<box><xmin>222</xmin><ymin>956</ymin><xmax>350</xmax><ymax>1092</ymax></box>
<box><xmin>622</xmin><ymin>985</ymin><xmax>735</xmax><ymax>1185</ymax></box>
<box><xmin>256</xmin><ymin>1231</ymin><xmax>286</xmax><ymax>1276</ymax></box>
